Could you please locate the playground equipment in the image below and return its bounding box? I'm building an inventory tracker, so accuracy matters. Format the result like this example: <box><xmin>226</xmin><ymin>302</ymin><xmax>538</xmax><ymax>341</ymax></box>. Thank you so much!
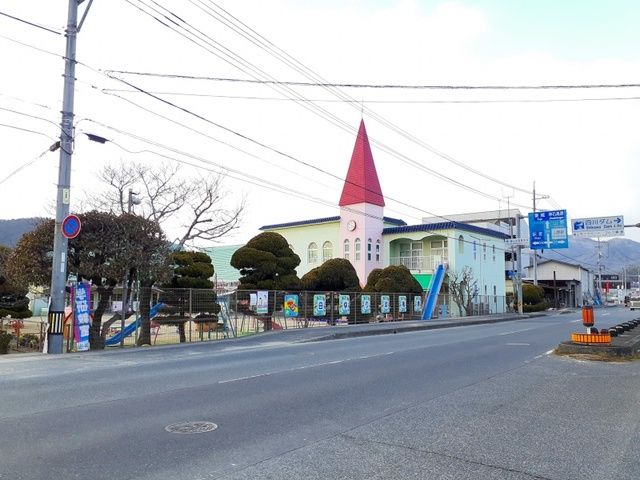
<box><xmin>422</xmin><ymin>264</ymin><xmax>447</xmax><ymax>320</ymax></box>
<box><xmin>104</xmin><ymin>303</ymin><xmax>164</xmax><ymax>346</ymax></box>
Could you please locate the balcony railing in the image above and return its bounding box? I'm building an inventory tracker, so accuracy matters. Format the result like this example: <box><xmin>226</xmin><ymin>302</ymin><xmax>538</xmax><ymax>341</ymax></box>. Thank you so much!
<box><xmin>389</xmin><ymin>255</ymin><xmax>448</xmax><ymax>271</ymax></box>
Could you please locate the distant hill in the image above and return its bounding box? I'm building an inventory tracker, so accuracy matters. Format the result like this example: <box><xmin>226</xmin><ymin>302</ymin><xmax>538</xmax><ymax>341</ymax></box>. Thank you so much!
<box><xmin>539</xmin><ymin>237</ymin><xmax>640</xmax><ymax>274</ymax></box>
<box><xmin>0</xmin><ymin>218</ymin><xmax>45</xmax><ymax>248</ymax></box>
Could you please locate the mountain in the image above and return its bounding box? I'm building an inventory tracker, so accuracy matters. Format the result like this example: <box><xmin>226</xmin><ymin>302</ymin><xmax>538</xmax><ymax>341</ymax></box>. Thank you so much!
<box><xmin>539</xmin><ymin>237</ymin><xmax>640</xmax><ymax>274</ymax></box>
<box><xmin>0</xmin><ymin>218</ymin><xmax>45</xmax><ymax>248</ymax></box>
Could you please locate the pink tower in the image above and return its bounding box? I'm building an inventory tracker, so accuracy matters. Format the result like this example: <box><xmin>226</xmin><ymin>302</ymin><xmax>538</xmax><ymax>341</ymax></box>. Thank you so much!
<box><xmin>338</xmin><ymin>120</ymin><xmax>385</xmax><ymax>286</ymax></box>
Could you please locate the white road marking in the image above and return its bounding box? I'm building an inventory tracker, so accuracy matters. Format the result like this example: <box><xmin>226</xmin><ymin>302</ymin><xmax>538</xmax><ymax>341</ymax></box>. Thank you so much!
<box><xmin>506</xmin><ymin>342</ymin><xmax>530</xmax><ymax>346</ymax></box>
<box><xmin>497</xmin><ymin>327</ymin><xmax>537</xmax><ymax>336</ymax></box>
<box><xmin>218</xmin><ymin>352</ymin><xmax>395</xmax><ymax>384</ymax></box>
<box><xmin>571</xmin><ymin>319</ymin><xmax>582</xmax><ymax>323</ymax></box>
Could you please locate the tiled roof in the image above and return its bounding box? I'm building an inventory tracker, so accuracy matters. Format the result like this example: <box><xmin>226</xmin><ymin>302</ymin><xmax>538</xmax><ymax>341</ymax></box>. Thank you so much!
<box><xmin>338</xmin><ymin>119</ymin><xmax>385</xmax><ymax>207</ymax></box>
<box><xmin>383</xmin><ymin>221</ymin><xmax>510</xmax><ymax>239</ymax></box>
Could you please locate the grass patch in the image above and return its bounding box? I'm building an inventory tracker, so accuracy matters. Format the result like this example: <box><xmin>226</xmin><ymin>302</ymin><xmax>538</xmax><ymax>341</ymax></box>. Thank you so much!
<box><xmin>553</xmin><ymin>349</ymin><xmax>640</xmax><ymax>362</ymax></box>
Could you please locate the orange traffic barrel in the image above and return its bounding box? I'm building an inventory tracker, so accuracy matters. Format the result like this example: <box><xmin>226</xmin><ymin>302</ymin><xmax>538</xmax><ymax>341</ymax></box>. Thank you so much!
<box><xmin>581</xmin><ymin>305</ymin><xmax>594</xmax><ymax>327</ymax></box>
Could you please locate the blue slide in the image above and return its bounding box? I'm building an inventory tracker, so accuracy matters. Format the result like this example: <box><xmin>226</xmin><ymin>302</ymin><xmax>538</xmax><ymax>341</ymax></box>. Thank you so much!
<box><xmin>105</xmin><ymin>303</ymin><xmax>164</xmax><ymax>346</ymax></box>
<box><xmin>422</xmin><ymin>264</ymin><xmax>447</xmax><ymax>320</ymax></box>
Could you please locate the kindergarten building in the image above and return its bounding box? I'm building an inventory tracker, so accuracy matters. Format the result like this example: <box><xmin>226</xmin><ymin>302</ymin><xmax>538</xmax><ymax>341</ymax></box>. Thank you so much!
<box><xmin>259</xmin><ymin>120</ymin><xmax>508</xmax><ymax>313</ymax></box>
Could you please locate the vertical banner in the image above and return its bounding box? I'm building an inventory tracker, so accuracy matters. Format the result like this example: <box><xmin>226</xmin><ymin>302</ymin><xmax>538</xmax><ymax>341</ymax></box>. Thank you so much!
<box><xmin>283</xmin><ymin>294</ymin><xmax>299</xmax><ymax>317</ymax></box>
<box><xmin>414</xmin><ymin>296</ymin><xmax>422</xmax><ymax>313</ymax></box>
<box><xmin>313</xmin><ymin>294</ymin><xmax>326</xmax><ymax>316</ymax></box>
<box><xmin>73</xmin><ymin>282</ymin><xmax>91</xmax><ymax>351</ymax></box>
<box><xmin>338</xmin><ymin>294</ymin><xmax>350</xmax><ymax>315</ymax></box>
<box><xmin>361</xmin><ymin>294</ymin><xmax>371</xmax><ymax>314</ymax></box>
<box><xmin>381</xmin><ymin>295</ymin><xmax>390</xmax><ymax>314</ymax></box>
<box><xmin>398</xmin><ymin>295</ymin><xmax>407</xmax><ymax>313</ymax></box>
<box><xmin>256</xmin><ymin>291</ymin><xmax>269</xmax><ymax>315</ymax></box>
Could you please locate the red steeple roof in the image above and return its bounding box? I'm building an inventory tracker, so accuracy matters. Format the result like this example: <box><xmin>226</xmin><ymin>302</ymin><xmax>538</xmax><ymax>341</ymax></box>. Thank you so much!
<box><xmin>338</xmin><ymin>120</ymin><xmax>385</xmax><ymax>207</ymax></box>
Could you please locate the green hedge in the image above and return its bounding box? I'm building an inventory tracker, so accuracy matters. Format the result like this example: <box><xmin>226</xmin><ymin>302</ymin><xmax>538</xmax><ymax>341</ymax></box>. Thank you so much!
<box><xmin>0</xmin><ymin>332</ymin><xmax>12</xmax><ymax>354</ymax></box>
<box><xmin>523</xmin><ymin>302</ymin><xmax>549</xmax><ymax>313</ymax></box>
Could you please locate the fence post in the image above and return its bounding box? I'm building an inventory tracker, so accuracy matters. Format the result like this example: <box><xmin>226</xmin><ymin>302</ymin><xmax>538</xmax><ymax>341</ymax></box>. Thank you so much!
<box><xmin>189</xmin><ymin>288</ymin><xmax>193</xmax><ymax>343</ymax></box>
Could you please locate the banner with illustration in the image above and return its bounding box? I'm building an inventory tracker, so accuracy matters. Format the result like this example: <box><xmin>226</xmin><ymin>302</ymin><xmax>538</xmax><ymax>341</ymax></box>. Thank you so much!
<box><xmin>256</xmin><ymin>291</ymin><xmax>269</xmax><ymax>314</ymax></box>
<box><xmin>313</xmin><ymin>294</ymin><xmax>326</xmax><ymax>316</ymax></box>
<box><xmin>338</xmin><ymin>294</ymin><xmax>350</xmax><ymax>315</ymax></box>
<box><xmin>381</xmin><ymin>295</ymin><xmax>390</xmax><ymax>314</ymax></box>
<box><xmin>283</xmin><ymin>294</ymin><xmax>299</xmax><ymax>317</ymax></box>
<box><xmin>73</xmin><ymin>282</ymin><xmax>91</xmax><ymax>352</ymax></box>
<box><xmin>414</xmin><ymin>295</ymin><xmax>422</xmax><ymax>313</ymax></box>
<box><xmin>361</xmin><ymin>294</ymin><xmax>371</xmax><ymax>314</ymax></box>
<box><xmin>398</xmin><ymin>295</ymin><xmax>407</xmax><ymax>313</ymax></box>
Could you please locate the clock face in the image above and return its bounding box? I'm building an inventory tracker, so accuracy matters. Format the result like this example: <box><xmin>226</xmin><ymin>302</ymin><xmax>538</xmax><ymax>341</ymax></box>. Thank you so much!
<box><xmin>347</xmin><ymin>220</ymin><xmax>356</xmax><ymax>231</ymax></box>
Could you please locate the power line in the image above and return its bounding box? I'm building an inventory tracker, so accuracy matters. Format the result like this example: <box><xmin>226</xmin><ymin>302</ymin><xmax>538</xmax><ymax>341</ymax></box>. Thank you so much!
<box><xmin>0</xmin><ymin>10</ymin><xmax>62</xmax><ymax>35</ymax></box>
<box><xmin>104</xmin><ymin>70</ymin><xmax>640</xmax><ymax>91</ymax></box>
<box><xmin>0</xmin><ymin>145</ymin><xmax>55</xmax><ymax>186</ymax></box>
<box><xmin>0</xmin><ymin>122</ymin><xmax>57</xmax><ymax>140</ymax></box>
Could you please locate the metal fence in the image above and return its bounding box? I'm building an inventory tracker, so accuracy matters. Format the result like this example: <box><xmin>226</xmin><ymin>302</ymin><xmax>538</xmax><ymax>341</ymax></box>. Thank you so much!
<box><xmin>3</xmin><ymin>287</ymin><xmax>511</xmax><ymax>352</ymax></box>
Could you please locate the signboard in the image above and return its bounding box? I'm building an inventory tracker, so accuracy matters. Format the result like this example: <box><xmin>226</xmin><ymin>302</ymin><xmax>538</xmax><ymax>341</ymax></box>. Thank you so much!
<box><xmin>313</xmin><ymin>294</ymin><xmax>326</xmax><ymax>316</ymax></box>
<box><xmin>398</xmin><ymin>296</ymin><xmax>407</xmax><ymax>313</ymax></box>
<box><xmin>256</xmin><ymin>291</ymin><xmax>269</xmax><ymax>315</ymax></box>
<box><xmin>600</xmin><ymin>274</ymin><xmax>620</xmax><ymax>281</ymax></box>
<box><xmin>528</xmin><ymin>210</ymin><xmax>568</xmax><ymax>249</ymax></box>
<box><xmin>380</xmin><ymin>295</ymin><xmax>390</xmax><ymax>314</ymax></box>
<box><xmin>505</xmin><ymin>237</ymin><xmax>530</xmax><ymax>248</ymax></box>
<box><xmin>73</xmin><ymin>282</ymin><xmax>91</xmax><ymax>351</ymax></box>
<box><xmin>361</xmin><ymin>295</ymin><xmax>371</xmax><ymax>314</ymax></box>
<box><xmin>338</xmin><ymin>295</ymin><xmax>350</xmax><ymax>315</ymax></box>
<box><xmin>283</xmin><ymin>294</ymin><xmax>299</xmax><ymax>317</ymax></box>
<box><xmin>572</xmin><ymin>215</ymin><xmax>624</xmax><ymax>238</ymax></box>
<box><xmin>414</xmin><ymin>296</ymin><xmax>422</xmax><ymax>313</ymax></box>
<box><xmin>61</xmin><ymin>214</ymin><xmax>81</xmax><ymax>239</ymax></box>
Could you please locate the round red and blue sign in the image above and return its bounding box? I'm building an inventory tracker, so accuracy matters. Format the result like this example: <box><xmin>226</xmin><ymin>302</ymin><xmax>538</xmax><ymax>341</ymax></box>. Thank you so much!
<box><xmin>61</xmin><ymin>214</ymin><xmax>81</xmax><ymax>239</ymax></box>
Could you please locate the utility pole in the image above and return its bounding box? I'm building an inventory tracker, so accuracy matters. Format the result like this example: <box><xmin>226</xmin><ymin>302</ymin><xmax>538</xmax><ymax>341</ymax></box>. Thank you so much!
<box><xmin>119</xmin><ymin>189</ymin><xmax>140</xmax><ymax>347</ymax></box>
<box><xmin>596</xmin><ymin>237</ymin><xmax>603</xmax><ymax>305</ymax></box>
<box><xmin>47</xmin><ymin>0</ymin><xmax>94</xmax><ymax>354</ymax></box>
<box><xmin>531</xmin><ymin>181</ymin><xmax>549</xmax><ymax>287</ymax></box>
<box><xmin>516</xmin><ymin>214</ymin><xmax>523</xmax><ymax>314</ymax></box>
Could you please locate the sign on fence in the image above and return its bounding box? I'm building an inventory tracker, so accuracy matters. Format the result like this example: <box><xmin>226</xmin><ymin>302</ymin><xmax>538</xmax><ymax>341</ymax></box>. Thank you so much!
<box><xmin>313</xmin><ymin>294</ymin><xmax>326</xmax><ymax>316</ymax></box>
<box><xmin>283</xmin><ymin>294</ymin><xmax>299</xmax><ymax>317</ymax></box>
<box><xmin>361</xmin><ymin>295</ymin><xmax>371</xmax><ymax>314</ymax></box>
<box><xmin>381</xmin><ymin>295</ymin><xmax>390</xmax><ymax>314</ymax></box>
<box><xmin>256</xmin><ymin>291</ymin><xmax>269</xmax><ymax>314</ymax></box>
<box><xmin>339</xmin><ymin>295</ymin><xmax>350</xmax><ymax>315</ymax></box>
<box><xmin>414</xmin><ymin>296</ymin><xmax>422</xmax><ymax>313</ymax></box>
<box><xmin>398</xmin><ymin>296</ymin><xmax>407</xmax><ymax>313</ymax></box>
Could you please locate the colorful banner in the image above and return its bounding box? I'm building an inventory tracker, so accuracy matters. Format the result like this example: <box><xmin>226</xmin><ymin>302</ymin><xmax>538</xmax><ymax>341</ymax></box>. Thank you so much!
<box><xmin>361</xmin><ymin>295</ymin><xmax>371</xmax><ymax>314</ymax></box>
<box><xmin>381</xmin><ymin>295</ymin><xmax>390</xmax><ymax>314</ymax></box>
<box><xmin>73</xmin><ymin>282</ymin><xmax>91</xmax><ymax>351</ymax></box>
<box><xmin>414</xmin><ymin>296</ymin><xmax>422</xmax><ymax>313</ymax></box>
<box><xmin>256</xmin><ymin>291</ymin><xmax>269</xmax><ymax>315</ymax></box>
<box><xmin>283</xmin><ymin>294</ymin><xmax>299</xmax><ymax>317</ymax></box>
<box><xmin>313</xmin><ymin>294</ymin><xmax>326</xmax><ymax>316</ymax></box>
<box><xmin>398</xmin><ymin>295</ymin><xmax>407</xmax><ymax>313</ymax></box>
<box><xmin>339</xmin><ymin>294</ymin><xmax>350</xmax><ymax>315</ymax></box>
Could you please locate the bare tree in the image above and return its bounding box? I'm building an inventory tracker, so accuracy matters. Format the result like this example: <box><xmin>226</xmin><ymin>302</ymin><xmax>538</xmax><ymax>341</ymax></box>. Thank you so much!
<box><xmin>447</xmin><ymin>266</ymin><xmax>478</xmax><ymax>316</ymax></box>
<box><xmin>91</xmin><ymin>161</ymin><xmax>244</xmax><ymax>247</ymax></box>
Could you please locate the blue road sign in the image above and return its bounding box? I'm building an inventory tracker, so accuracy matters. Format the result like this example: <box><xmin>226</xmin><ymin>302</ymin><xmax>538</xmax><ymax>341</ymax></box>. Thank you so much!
<box><xmin>528</xmin><ymin>210</ymin><xmax>568</xmax><ymax>250</ymax></box>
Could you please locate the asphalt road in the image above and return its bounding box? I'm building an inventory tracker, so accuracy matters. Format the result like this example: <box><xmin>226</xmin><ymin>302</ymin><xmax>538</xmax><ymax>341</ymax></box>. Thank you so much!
<box><xmin>1</xmin><ymin>307</ymin><xmax>639</xmax><ymax>480</ymax></box>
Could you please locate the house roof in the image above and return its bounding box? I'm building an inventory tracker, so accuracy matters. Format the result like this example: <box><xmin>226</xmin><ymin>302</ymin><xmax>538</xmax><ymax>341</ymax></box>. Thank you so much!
<box><xmin>338</xmin><ymin>119</ymin><xmax>385</xmax><ymax>207</ymax></box>
<box><xmin>382</xmin><ymin>221</ymin><xmax>510</xmax><ymax>239</ymax></box>
<box><xmin>536</xmin><ymin>258</ymin><xmax>592</xmax><ymax>272</ymax></box>
<box><xmin>260</xmin><ymin>215</ymin><xmax>406</xmax><ymax>230</ymax></box>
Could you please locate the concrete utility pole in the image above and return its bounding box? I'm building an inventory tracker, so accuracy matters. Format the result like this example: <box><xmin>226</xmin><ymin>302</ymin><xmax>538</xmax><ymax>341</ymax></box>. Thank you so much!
<box><xmin>515</xmin><ymin>214</ymin><xmax>523</xmax><ymax>314</ymax></box>
<box><xmin>48</xmin><ymin>0</ymin><xmax>93</xmax><ymax>354</ymax></box>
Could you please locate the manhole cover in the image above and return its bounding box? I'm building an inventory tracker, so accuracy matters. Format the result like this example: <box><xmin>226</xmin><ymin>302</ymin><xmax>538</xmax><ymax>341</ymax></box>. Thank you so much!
<box><xmin>165</xmin><ymin>421</ymin><xmax>218</xmax><ymax>434</ymax></box>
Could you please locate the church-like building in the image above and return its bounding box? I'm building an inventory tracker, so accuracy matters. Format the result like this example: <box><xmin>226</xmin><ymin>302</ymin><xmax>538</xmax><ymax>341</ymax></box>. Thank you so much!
<box><xmin>260</xmin><ymin>120</ymin><xmax>509</xmax><ymax>313</ymax></box>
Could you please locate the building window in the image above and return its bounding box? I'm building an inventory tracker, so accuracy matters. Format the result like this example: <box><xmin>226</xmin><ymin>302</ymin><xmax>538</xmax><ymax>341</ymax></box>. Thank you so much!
<box><xmin>367</xmin><ymin>238</ymin><xmax>372</xmax><ymax>261</ymax></box>
<box><xmin>355</xmin><ymin>238</ymin><xmax>361</xmax><ymax>261</ymax></box>
<box><xmin>493</xmin><ymin>285</ymin><xmax>497</xmax><ymax>303</ymax></box>
<box><xmin>376</xmin><ymin>240</ymin><xmax>380</xmax><ymax>262</ymax></box>
<box><xmin>492</xmin><ymin>244</ymin><xmax>496</xmax><ymax>262</ymax></box>
<box><xmin>343</xmin><ymin>239</ymin><xmax>350</xmax><ymax>260</ymax></box>
<box><xmin>473</xmin><ymin>241</ymin><xmax>477</xmax><ymax>260</ymax></box>
<box><xmin>482</xmin><ymin>242</ymin><xmax>487</xmax><ymax>261</ymax></box>
<box><xmin>323</xmin><ymin>241</ymin><xmax>333</xmax><ymax>262</ymax></box>
<box><xmin>308</xmin><ymin>242</ymin><xmax>318</xmax><ymax>264</ymax></box>
<box><xmin>458</xmin><ymin>235</ymin><xmax>464</xmax><ymax>254</ymax></box>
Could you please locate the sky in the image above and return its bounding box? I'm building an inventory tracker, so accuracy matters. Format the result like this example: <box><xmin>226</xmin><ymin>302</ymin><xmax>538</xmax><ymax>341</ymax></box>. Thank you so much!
<box><xmin>2</xmin><ymin>0</ymin><xmax>640</xmax><ymax>248</ymax></box>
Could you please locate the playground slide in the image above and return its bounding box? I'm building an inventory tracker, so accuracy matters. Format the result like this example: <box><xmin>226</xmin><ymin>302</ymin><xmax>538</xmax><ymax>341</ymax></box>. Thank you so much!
<box><xmin>105</xmin><ymin>303</ymin><xmax>164</xmax><ymax>346</ymax></box>
<box><xmin>422</xmin><ymin>264</ymin><xmax>447</xmax><ymax>320</ymax></box>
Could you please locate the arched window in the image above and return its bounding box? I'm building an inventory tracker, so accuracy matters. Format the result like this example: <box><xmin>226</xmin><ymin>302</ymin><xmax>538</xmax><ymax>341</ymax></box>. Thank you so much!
<box><xmin>307</xmin><ymin>242</ymin><xmax>318</xmax><ymax>264</ymax></box>
<box><xmin>376</xmin><ymin>240</ymin><xmax>380</xmax><ymax>262</ymax></box>
<box><xmin>322</xmin><ymin>241</ymin><xmax>333</xmax><ymax>262</ymax></box>
<box><xmin>354</xmin><ymin>238</ymin><xmax>361</xmax><ymax>261</ymax></box>
<box><xmin>343</xmin><ymin>239</ymin><xmax>350</xmax><ymax>260</ymax></box>
<box><xmin>367</xmin><ymin>238</ymin><xmax>372</xmax><ymax>261</ymax></box>
<box><xmin>458</xmin><ymin>235</ymin><xmax>464</xmax><ymax>254</ymax></box>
